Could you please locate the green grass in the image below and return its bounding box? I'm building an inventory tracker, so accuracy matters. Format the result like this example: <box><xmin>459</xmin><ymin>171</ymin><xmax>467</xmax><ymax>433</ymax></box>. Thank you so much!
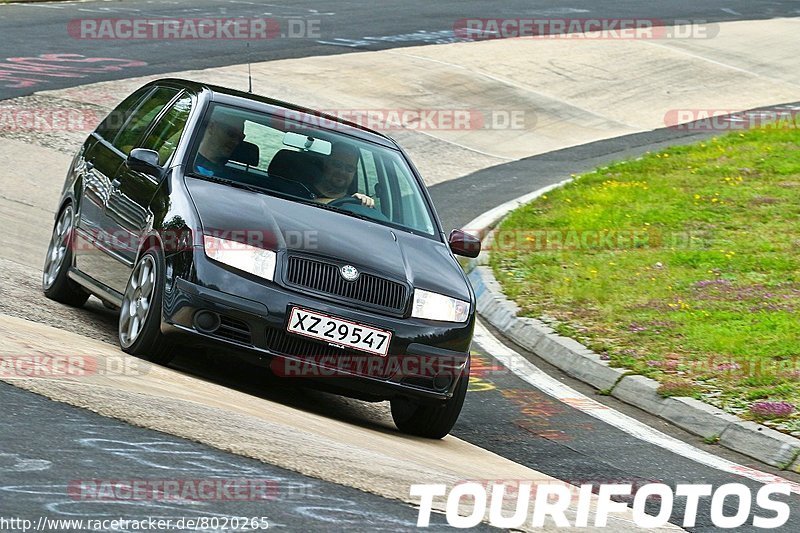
<box><xmin>490</xmin><ymin>125</ymin><xmax>800</xmax><ymax>434</ymax></box>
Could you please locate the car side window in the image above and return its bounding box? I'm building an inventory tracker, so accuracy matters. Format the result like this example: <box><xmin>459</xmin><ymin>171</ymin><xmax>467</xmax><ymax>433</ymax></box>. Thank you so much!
<box><xmin>95</xmin><ymin>87</ymin><xmax>151</xmax><ymax>142</ymax></box>
<box><xmin>359</xmin><ymin>149</ymin><xmax>383</xmax><ymax>212</ymax></box>
<box><xmin>242</xmin><ymin>121</ymin><xmax>284</xmax><ymax>168</ymax></box>
<box><xmin>112</xmin><ymin>87</ymin><xmax>179</xmax><ymax>156</ymax></box>
<box><xmin>140</xmin><ymin>94</ymin><xmax>192</xmax><ymax>166</ymax></box>
<box><xmin>391</xmin><ymin>160</ymin><xmax>433</xmax><ymax>234</ymax></box>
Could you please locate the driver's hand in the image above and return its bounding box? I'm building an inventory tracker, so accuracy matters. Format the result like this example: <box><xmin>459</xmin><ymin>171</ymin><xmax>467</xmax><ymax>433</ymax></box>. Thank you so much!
<box><xmin>352</xmin><ymin>193</ymin><xmax>375</xmax><ymax>208</ymax></box>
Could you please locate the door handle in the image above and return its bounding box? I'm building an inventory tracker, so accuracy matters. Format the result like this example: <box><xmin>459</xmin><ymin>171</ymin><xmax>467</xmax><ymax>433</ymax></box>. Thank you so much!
<box><xmin>110</xmin><ymin>178</ymin><xmax>121</xmax><ymax>191</ymax></box>
<box><xmin>85</xmin><ymin>161</ymin><xmax>94</xmax><ymax>171</ymax></box>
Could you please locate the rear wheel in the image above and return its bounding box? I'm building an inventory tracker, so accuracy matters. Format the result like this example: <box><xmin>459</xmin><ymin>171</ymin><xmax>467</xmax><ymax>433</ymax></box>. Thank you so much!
<box><xmin>119</xmin><ymin>247</ymin><xmax>174</xmax><ymax>365</ymax></box>
<box><xmin>391</xmin><ymin>356</ymin><xmax>470</xmax><ymax>439</ymax></box>
<box><xmin>42</xmin><ymin>204</ymin><xmax>89</xmax><ymax>307</ymax></box>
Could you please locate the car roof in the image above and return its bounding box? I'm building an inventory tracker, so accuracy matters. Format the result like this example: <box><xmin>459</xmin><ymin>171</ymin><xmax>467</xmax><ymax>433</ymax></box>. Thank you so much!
<box><xmin>151</xmin><ymin>78</ymin><xmax>399</xmax><ymax>149</ymax></box>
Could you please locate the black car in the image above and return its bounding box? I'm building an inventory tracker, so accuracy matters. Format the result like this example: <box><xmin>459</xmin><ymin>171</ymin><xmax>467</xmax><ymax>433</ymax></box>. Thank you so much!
<box><xmin>43</xmin><ymin>79</ymin><xmax>481</xmax><ymax>438</ymax></box>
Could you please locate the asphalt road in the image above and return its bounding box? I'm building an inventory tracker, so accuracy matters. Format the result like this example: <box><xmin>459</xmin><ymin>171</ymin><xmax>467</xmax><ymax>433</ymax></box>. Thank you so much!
<box><xmin>1</xmin><ymin>0</ymin><xmax>800</xmax><ymax>100</ymax></box>
<box><xmin>3</xmin><ymin>0</ymin><xmax>800</xmax><ymax>530</ymax></box>
<box><xmin>0</xmin><ymin>380</ymin><xmax>491</xmax><ymax>533</ymax></box>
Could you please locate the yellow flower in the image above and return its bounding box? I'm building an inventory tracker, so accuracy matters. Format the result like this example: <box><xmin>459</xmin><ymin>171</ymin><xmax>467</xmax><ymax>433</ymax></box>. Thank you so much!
<box><xmin>694</xmin><ymin>194</ymin><xmax>701</xmax><ymax>200</ymax></box>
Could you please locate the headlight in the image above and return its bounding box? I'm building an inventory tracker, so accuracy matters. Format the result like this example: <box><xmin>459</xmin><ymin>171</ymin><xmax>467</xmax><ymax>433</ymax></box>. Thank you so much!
<box><xmin>411</xmin><ymin>289</ymin><xmax>470</xmax><ymax>322</ymax></box>
<box><xmin>203</xmin><ymin>235</ymin><xmax>276</xmax><ymax>281</ymax></box>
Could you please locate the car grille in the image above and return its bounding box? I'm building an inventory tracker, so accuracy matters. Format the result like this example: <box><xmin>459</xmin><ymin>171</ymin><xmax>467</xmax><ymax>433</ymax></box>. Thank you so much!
<box><xmin>213</xmin><ymin>316</ymin><xmax>252</xmax><ymax>345</ymax></box>
<box><xmin>284</xmin><ymin>256</ymin><xmax>407</xmax><ymax>313</ymax></box>
<box><xmin>264</xmin><ymin>327</ymin><xmax>391</xmax><ymax>378</ymax></box>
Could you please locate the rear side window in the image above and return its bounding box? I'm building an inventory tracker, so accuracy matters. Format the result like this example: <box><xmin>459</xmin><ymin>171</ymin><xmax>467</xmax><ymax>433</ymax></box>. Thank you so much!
<box><xmin>113</xmin><ymin>87</ymin><xmax>179</xmax><ymax>155</ymax></box>
<box><xmin>95</xmin><ymin>87</ymin><xmax>151</xmax><ymax>142</ymax></box>
<box><xmin>140</xmin><ymin>94</ymin><xmax>192</xmax><ymax>165</ymax></box>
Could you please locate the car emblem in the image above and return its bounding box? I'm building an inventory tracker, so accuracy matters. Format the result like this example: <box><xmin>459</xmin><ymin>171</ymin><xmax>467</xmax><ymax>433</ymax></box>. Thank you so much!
<box><xmin>340</xmin><ymin>265</ymin><xmax>359</xmax><ymax>281</ymax></box>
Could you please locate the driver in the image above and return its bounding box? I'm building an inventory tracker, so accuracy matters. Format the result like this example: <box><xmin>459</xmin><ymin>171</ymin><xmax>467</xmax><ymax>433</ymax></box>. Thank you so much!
<box><xmin>311</xmin><ymin>141</ymin><xmax>375</xmax><ymax>207</ymax></box>
<box><xmin>194</xmin><ymin>111</ymin><xmax>246</xmax><ymax>177</ymax></box>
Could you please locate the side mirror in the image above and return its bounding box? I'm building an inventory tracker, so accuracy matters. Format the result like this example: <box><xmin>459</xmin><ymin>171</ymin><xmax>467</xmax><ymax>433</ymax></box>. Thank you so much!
<box><xmin>448</xmin><ymin>229</ymin><xmax>481</xmax><ymax>258</ymax></box>
<box><xmin>128</xmin><ymin>148</ymin><xmax>162</xmax><ymax>177</ymax></box>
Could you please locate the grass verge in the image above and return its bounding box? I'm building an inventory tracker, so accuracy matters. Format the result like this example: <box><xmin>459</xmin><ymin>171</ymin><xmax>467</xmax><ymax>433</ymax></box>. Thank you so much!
<box><xmin>490</xmin><ymin>125</ymin><xmax>800</xmax><ymax>435</ymax></box>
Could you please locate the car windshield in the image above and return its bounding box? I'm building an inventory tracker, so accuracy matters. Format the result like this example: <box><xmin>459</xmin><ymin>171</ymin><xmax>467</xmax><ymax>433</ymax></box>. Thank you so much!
<box><xmin>188</xmin><ymin>103</ymin><xmax>437</xmax><ymax>236</ymax></box>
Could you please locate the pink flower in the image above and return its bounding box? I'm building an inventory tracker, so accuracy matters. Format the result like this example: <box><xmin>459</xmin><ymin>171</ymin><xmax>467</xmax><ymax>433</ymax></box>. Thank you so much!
<box><xmin>749</xmin><ymin>401</ymin><xmax>795</xmax><ymax>419</ymax></box>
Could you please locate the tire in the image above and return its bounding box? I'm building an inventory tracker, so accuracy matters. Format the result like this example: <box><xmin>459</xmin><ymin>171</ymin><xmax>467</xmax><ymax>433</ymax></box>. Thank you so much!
<box><xmin>118</xmin><ymin>247</ymin><xmax>174</xmax><ymax>365</ymax></box>
<box><xmin>391</xmin><ymin>356</ymin><xmax>470</xmax><ymax>439</ymax></box>
<box><xmin>42</xmin><ymin>204</ymin><xmax>89</xmax><ymax>307</ymax></box>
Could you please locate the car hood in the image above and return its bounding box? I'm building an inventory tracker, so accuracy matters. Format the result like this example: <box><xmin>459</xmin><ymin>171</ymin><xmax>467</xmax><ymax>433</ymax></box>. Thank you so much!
<box><xmin>184</xmin><ymin>177</ymin><xmax>471</xmax><ymax>301</ymax></box>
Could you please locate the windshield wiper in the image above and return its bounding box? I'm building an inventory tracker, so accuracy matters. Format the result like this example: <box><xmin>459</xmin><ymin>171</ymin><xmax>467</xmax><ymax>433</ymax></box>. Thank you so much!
<box><xmin>309</xmin><ymin>201</ymin><xmax>379</xmax><ymax>223</ymax></box>
<box><xmin>187</xmin><ymin>173</ymin><xmax>304</xmax><ymax>202</ymax></box>
<box><xmin>186</xmin><ymin>173</ymin><xmax>265</xmax><ymax>194</ymax></box>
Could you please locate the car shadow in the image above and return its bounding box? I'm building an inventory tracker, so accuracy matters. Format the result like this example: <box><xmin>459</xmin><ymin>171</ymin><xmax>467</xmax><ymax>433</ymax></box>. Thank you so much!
<box><xmin>73</xmin><ymin>296</ymin><xmax>400</xmax><ymax>436</ymax></box>
<box><xmin>169</xmin><ymin>348</ymin><xmax>399</xmax><ymax>435</ymax></box>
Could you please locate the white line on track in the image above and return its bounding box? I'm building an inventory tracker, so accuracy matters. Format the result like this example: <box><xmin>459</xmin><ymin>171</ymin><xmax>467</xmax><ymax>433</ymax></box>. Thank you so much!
<box><xmin>721</xmin><ymin>8</ymin><xmax>743</xmax><ymax>16</ymax></box>
<box><xmin>472</xmin><ymin>319</ymin><xmax>800</xmax><ymax>495</ymax></box>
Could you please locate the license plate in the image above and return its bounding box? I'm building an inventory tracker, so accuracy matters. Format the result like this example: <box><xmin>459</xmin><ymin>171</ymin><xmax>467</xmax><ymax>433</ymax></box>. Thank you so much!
<box><xmin>287</xmin><ymin>307</ymin><xmax>392</xmax><ymax>357</ymax></box>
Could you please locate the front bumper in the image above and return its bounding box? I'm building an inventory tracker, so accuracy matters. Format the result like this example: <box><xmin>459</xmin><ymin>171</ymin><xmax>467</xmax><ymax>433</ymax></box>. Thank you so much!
<box><xmin>161</xmin><ymin>259</ymin><xmax>473</xmax><ymax>402</ymax></box>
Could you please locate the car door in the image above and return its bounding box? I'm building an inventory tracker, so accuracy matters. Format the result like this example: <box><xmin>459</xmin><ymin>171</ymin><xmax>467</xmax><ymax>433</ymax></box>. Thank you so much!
<box><xmin>74</xmin><ymin>87</ymin><xmax>152</xmax><ymax>283</ymax></box>
<box><xmin>104</xmin><ymin>91</ymin><xmax>193</xmax><ymax>292</ymax></box>
<box><xmin>82</xmin><ymin>86</ymin><xmax>181</xmax><ymax>293</ymax></box>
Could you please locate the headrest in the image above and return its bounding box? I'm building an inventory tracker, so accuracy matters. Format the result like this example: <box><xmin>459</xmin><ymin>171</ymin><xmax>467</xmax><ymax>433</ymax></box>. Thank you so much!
<box><xmin>230</xmin><ymin>141</ymin><xmax>259</xmax><ymax>167</ymax></box>
<box><xmin>267</xmin><ymin>149</ymin><xmax>322</xmax><ymax>185</ymax></box>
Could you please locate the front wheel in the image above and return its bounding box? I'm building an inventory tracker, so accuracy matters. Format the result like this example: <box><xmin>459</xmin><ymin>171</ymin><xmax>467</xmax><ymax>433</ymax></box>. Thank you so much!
<box><xmin>119</xmin><ymin>247</ymin><xmax>174</xmax><ymax>365</ymax></box>
<box><xmin>391</xmin><ymin>357</ymin><xmax>470</xmax><ymax>439</ymax></box>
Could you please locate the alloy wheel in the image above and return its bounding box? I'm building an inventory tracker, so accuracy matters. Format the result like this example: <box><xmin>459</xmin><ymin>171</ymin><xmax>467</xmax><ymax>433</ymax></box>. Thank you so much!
<box><xmin>119</xmin><ymin>254</ymin><xmax>156</xmax><ymax>348</ymax></box>
<box><xmin>43</xmin><ymin>205</ymin><xmax>74</xmax><ymax>289</ymax></box>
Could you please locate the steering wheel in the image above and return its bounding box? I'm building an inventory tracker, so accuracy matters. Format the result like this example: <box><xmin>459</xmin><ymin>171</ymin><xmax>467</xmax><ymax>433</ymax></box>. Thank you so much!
<box><xmin>327</xmin><ymin>196</ymin><xmax>364</xmax><ymax>207</ymax></box>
